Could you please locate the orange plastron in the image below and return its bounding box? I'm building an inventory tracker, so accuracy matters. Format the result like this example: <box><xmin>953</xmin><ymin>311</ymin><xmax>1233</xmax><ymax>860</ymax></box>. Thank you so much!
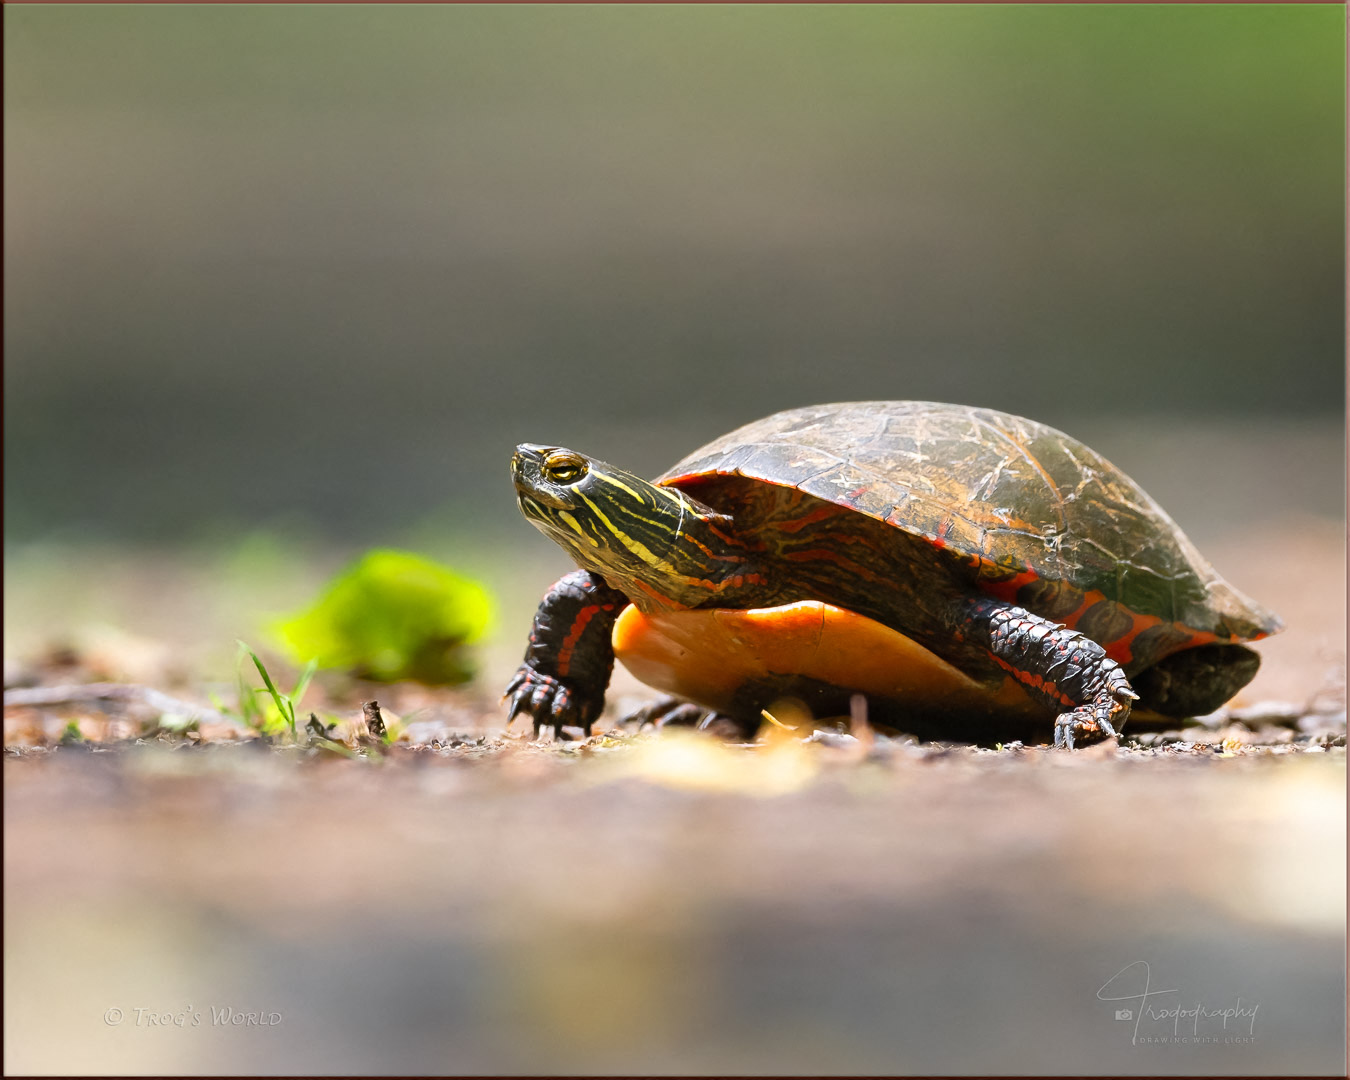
<box><xmin>612</xmin><ymin>600</ymin><xmax>1036</xmax><ymax>719</ymax></box>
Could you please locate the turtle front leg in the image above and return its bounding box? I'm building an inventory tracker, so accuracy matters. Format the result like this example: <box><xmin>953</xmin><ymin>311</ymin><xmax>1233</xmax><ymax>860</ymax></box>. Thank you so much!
<box><xmin>961</xmin><ymin>599</ymin><xmax>1138</xmax><ymax>749</ymax></box>
<box><xmin>504</xmin><ymin>570</ymin><xmax>629</xmax><ymax>737</ymax></box>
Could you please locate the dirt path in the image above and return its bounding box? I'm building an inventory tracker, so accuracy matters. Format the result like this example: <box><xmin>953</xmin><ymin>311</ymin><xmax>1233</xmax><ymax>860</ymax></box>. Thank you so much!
<box><xmin>5</xmin><ymin>729</ymin><xmax>1344</xmax><ymax>1076</ymax></box>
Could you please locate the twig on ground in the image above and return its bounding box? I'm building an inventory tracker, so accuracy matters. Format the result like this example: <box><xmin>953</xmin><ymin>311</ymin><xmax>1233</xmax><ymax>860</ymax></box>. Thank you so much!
<box><xmin>362</xmin><ymin>700</ymin><xmax>387</xmax><ymax>738</ymax></box>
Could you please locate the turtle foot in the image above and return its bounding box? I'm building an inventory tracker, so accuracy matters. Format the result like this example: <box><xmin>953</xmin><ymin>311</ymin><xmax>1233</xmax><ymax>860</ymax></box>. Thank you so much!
<box><xmin>1053</xmin><ymin>688</ymin><xmax>1132</xmax><ymax>749</ymax></box>
<box><xmin>631</xmin><ymin>697</ymin><xmax>748</xmax><ymax>739</ymax></box>
<box><xmin>503</xmin><ymin>664</ymin><xmax>599</xmax><ymax>738</ymax></box>
<box><xmin>1053</xmin><ymin>708</ymin><xmax>1113</xmax><ymax>750</ymax></box>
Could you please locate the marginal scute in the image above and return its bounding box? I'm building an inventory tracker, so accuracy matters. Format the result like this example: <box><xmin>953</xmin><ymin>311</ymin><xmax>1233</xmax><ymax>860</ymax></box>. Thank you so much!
<box><xmin>1130</xmin><ymin>622</ymin><xmax>1198</xmax><ymax>663</ymax></box>
<box><xmin>1075</xmin><ymin>600</ymin><xmax>1135</xmax><ymax>644</ymax></box>
<box><xmin>659</xmin><ymin>400</ymin><xmax>1279</xmax><ymax>642</ymax></box>
<box><xmin>1015</xmin><ymin>577</ymin><xmax>1086</xmax><ymax>621</ymax></box>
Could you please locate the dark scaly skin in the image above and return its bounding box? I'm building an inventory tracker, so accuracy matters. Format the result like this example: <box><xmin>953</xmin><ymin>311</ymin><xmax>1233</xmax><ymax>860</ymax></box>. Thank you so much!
<box><xmin>961</xmin><ymin>599</ymin><xmax>1136</xmax><ymax>748</ymax></box>
<box><xmin>504</xmin><ymin>570</ymin><xmax>628</xmax><ymax>735</ymax></box>
<box><xmin>507</xmin><ymin>403</ymin><xmax>1283</xmax><ymax>745</ymax></box>
<box><xmin>632</xmin><ymin>697</ymin><xmax>744</xmax><ymax>738</ymax></box>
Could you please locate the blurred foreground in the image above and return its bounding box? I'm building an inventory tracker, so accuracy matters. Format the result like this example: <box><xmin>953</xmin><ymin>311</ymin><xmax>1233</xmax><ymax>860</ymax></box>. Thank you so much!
<box><xmin>4</xmin><ymin>728</ymin><xmax>1345</xmax><ymax>1075</ymax></box>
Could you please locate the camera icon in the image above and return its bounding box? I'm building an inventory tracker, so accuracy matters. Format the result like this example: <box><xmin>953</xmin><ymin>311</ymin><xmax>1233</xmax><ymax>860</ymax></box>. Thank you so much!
<box><xmin>1115</xmin><ymin>1009</ymin><xmax>1133</xmax><ymax>1021</ymax></box>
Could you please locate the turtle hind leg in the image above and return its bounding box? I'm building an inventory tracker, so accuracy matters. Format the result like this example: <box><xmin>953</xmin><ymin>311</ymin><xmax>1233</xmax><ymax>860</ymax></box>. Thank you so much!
<box><xmin>630</xmin><ymin>697</ymin><xmax>751</xmax><ymax>739</ymax></box>
<box><xmin>961</xmin><ymin>598</ymin><xmax>1137</xmax><ymax>749</ymax></box>
<box><xmin>1131</xmin><ymin>644</ymin><xmax>1261</xmax><ymax>719</ymax></box>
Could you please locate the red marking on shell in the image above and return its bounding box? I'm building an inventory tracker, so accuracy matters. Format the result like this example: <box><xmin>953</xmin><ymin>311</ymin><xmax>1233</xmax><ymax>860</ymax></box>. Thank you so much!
<box><xmin>980</xmin><ymin>568</ymin><xmax>1040</xmax><ymax>604</ymax></box>
<box><xmin>1059</xmin><ymin>591</ymin><xmax>1221</xmax><ymax>666</ymax></box>
<box><xmin>782</xmin><ymin>547</ymin><xmax>889</xmax><ymax>584</ymax></box>
<box><xmin>970</xmin><ymin>553</ymin><xmax>1229</xmax><ymax>665</ymax></box>
<box><xmin>769</xmin><ymin>504</ymin><xmax>841</xmax><ymax>534</ymax></box>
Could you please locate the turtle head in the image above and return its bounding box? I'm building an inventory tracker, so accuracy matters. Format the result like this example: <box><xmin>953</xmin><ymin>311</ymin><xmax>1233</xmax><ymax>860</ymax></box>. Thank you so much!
<box><xmin>511</xmin><ymin>443</ymin><xmax>747</xmax><ymax>609</ymax></box>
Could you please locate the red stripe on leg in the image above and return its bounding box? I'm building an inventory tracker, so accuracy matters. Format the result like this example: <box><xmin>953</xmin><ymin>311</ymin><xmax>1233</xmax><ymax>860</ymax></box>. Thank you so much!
<box><xmin>556</xmin><ymin>605</ymin><xmax>600</xmax><ymax>677</ymax></box>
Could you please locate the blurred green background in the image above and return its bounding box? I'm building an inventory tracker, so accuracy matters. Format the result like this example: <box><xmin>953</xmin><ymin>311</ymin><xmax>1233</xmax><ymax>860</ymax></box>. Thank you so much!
<box><xmin>5</xmin><ymin>4</ymin><xmax>1344</xmax><ymax>532</ymax></box>
<box><xmin>3</xmin><ymin>4</ymin><xmax>1345</xmax><ymax>673</ymax></box>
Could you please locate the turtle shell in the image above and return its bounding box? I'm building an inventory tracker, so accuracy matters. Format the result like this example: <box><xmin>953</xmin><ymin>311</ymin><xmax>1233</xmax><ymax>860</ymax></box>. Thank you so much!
<box><xmin>657</xmin><ymin>401</ymin><xmax>1282</xmax><ymax>663</ymax></box>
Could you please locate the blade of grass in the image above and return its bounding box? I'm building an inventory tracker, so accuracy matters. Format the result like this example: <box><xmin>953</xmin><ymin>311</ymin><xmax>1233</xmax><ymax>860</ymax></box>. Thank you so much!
<box><xmin>239</xmin><ymin>640</ymin><xmax>295</xmax><ymax>733</ymax></box>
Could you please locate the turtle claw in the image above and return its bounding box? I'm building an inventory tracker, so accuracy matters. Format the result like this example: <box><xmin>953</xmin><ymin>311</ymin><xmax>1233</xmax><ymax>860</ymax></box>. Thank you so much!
<box><xmin>503</xmin><ymin>665</ymin><xmax>596</xmax><ymax>738</ymax></box>
<box><xmin>1054</xmin><ymin>708</ymin><xmax>1098</xmax><ymax>750</ymax></box>
<box><xmin>631</xmin><ymin>697</ymin><xmax>748</xmax><ymax>739</ymax></box>
<box><xmin>1052</xmin><ymin>697</ymin><xmax>1125</xmax><ymax>749</ymax></box>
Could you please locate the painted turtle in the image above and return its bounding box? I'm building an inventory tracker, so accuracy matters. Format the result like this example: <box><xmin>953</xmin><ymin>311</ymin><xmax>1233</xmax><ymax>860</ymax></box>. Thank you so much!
<box><xmin>506</xmin><ymin>401</ymin><xmax>1282</xmax><ymax>747</ymax></box>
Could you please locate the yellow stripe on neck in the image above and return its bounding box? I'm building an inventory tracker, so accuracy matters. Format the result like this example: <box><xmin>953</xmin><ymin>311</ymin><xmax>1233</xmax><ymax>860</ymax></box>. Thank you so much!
<box><xmin>557</xmin><ymin>510</ymin><xmax>599</xmax><ymax>548</ymax></box>
<box><xmin>577</xmin><ymin>491</ymin><xmax>679</xmax><ymax>575</ymax></box>
<box><xmin>602</xmin><ymin>475</ymin><xmax>647</xmax><ymax>505</ymax></box>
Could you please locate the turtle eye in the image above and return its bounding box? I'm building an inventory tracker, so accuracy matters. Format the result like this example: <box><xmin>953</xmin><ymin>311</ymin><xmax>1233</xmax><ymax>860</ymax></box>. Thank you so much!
<box><xmin>543</xmin><ymin>453</ymin><xmax>588</xmax><ymax>485</ymax></box>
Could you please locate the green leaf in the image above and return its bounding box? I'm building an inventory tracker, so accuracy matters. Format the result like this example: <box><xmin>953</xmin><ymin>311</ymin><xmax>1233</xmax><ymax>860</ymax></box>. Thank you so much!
<box><xmin>273</xmin><ymin>549</ymin><xmax>494</xmax><ymax>685</ymax></box>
